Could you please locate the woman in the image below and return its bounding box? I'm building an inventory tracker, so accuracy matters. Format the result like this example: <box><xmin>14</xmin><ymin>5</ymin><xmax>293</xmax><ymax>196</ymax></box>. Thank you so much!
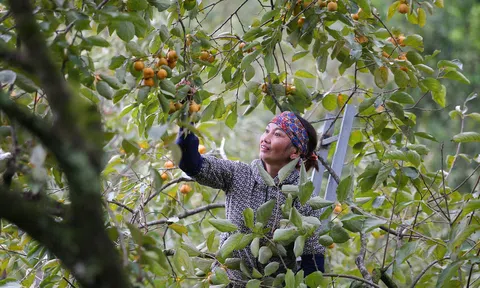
<box><xmin>176</xmin><ymin>111</ymin><xmax>325</xmax><ymax>286</ymax></box>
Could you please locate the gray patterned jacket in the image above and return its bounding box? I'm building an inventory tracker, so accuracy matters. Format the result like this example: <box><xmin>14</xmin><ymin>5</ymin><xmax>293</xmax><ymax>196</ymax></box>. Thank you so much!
<box><xmin>191</xmin><ymin>155</ymin><xmax>325</xmax><ymax>285</ymax></box>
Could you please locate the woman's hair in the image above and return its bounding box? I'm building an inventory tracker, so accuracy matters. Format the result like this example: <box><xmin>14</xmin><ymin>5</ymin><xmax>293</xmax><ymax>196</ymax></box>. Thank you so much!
<box><xmin>296</xmin><ymin>113</ymin><xmax>319</xmax><ymax>172</ymax></box>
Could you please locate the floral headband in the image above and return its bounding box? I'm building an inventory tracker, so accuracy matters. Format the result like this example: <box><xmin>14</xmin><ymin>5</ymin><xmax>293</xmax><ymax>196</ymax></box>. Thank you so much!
<box><xmin>270</xmin><ymin>111</ymin><xmax>309</xmax><ymax>157</ymax></box>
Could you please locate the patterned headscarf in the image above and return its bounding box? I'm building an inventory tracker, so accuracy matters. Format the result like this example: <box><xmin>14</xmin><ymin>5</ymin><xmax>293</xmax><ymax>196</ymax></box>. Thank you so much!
<box><xmin>270</xmin><ymin>111</ymin><xmax>309</xmax><ymax>157</ymax></box>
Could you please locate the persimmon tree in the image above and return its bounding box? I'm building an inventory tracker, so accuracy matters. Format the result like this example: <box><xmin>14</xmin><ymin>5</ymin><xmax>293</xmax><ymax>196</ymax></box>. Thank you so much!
<box><xmin>0</xmin><ymin>0</ymin><xmax>479</xmax><ymax>287</ymax></box>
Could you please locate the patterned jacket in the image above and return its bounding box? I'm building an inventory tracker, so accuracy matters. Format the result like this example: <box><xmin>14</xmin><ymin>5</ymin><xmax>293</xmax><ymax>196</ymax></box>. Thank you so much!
<box><xmin>191</xmin><ymin>155</ymin><xmax>325</xmax><ymax>286</ymax></box>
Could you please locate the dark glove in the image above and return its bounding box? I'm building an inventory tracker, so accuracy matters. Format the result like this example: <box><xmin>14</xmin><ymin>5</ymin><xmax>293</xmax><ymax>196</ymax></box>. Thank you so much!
<box><xmin>175</xmin><ymin>127</ymin><xmax>203</xmax><ymax>176</ymax></box>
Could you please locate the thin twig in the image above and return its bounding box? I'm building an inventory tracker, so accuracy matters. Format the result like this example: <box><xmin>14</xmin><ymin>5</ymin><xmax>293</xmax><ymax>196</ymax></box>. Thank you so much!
<box><xmin>209</xmin><ymin>0</ymin><xmax>249</xmax><ymax>36</ymax></box>
<box><xmin>322</xmin><ymin>273</ymin><xmax>381</xmax><ymax>288</ymax></box>
<box><xmin>410</xmin><ymin>257</ymin><xmax>450</xmax><ymax>288</ymax></box>
<box><xmin>140</xmin><ymin>203</ymin><xmax>225</xmax><ymax>228</ymax></box>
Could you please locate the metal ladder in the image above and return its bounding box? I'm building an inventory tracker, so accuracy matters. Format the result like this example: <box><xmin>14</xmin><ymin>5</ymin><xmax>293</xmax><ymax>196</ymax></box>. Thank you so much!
<box><xmin>311</xmin><ymin>104</ymin><xmax>357</xmax><ymax>201</ymax></box>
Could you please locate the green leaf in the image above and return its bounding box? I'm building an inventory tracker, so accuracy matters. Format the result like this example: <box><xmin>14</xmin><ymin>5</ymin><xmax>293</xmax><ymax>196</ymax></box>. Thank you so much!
<box><xmin>330</xmin><ymin>224</ymin><xmax>350</xmax><ymax>243</ymax></box>
<box><xmin>466</xmin><ymin>113</ymin><xmax>480</xmax><ymax>122</ymax></box>
<box><xmin>396</xmin><ymin>241</ymin><xmax>418</xmax><ymax>265</ymax></box>
<box><xmin>243</xmin><ymin>208</ymin><xmax>254</xmax><ymax>229</ymax></box>
<box><xmin>256</xmin><ymin>161</ymin><xmax>275</xmax><ymax>186</ymax></box>
<box><xmin>122</xmin><ymin>139</ymin><xmax>139</xmax><ymax>155</ymax></box>
<box><xmin>415</xmin><ymin>64</ymin><xmax>435</xmax><ymax>75</ymax></box>
<box><xmin>258</xmin><ymin>246</ymin><xmax>273</xmax><ymax>264</ymax></box>
<box><xmin>219</xmin><ymin>233</ymin><xmax>243</xmax><ymax>259</ymax></box>
<box><xmin>387</xmin><ymin>2</ymin><xmax>400</xmax><ymax>20</ymax></box>
<box><xmin>250</xmin><ymin>237</ymin><xmax>260</xmax><ymax>258</ymax></box>
<box><xmin>293</xmin><ymin>78</ymin><xmax>310</xmax><ymax>99</ymax></box>
<box><xmin>435</xmin><ymin>261</ymin><xmax>462</xmax><ymax>288</ymax></box>
<box><xmin>305</xmin><ymin>271</ymin><xmax>325</xmax><ymax>288</ymax></box>
<box><xmin>126</xmin><ymin>41</ymin><xmax>144</xmax><ymax>56</ymax></box>
<box><xmin>373</xmin><ymin>163</ymin><xmax>394</xmax><ymax>190</ymax></box>
<box><xmin>241</xmin><ymin>49</ymin><xmax>261</xmax><ymax>70</ymax></box>
<box><xmin>265</xmin><ymin>52</ymin><xmax>274</xmax><ymax>73</ymax></box>
<box><xmin>298</xmin><ymin>181</ymin><xmax>314</xmax><ymax>206</ymax></box>
<box><xmin>127</xmin><ymin>0</ymin><xmax>148</xmax><ymax>11</ymax></box>
<box><xmin>390</xmin><ymin>91</ymin><xmax>415</xmax><ymax>104</ymax></box>
<box><xmin>403</xmin><ymin>34</ymin><xmax>423</xmax><ymax>51</ymax></box>
<box><xmin>237</xmin><ymin>234</ymin><xmax>254</xmax><ymax>250</ymax></box>
<box><xmin>361</xmin><ymin>217</ymin><xmax>387</xmax><ymax>232</ymax></box>
<box><xmin>256</xmin><ymin>199</ymin><xmax>275</xmax><ymax>226</ymax></box>
<box><xmin>417</xmin><ymin>8</ymin><xmax>426</xmax><ymax>27</ymax></box>
<box><xmin>432</xmin><ymin>84</ymin><xmax>446</xmax><ymax>107</ymax></box>
<box><xmin>96</xmin><ymin>81</ymin><xmax>113</xmax><ymax>99</ymax></box>
<box><xmin>443</xmin><ymin>70</ymin><xmax>470</xmax><ymax>85</ymax></box>
<box><xmin>115</xmin><ymin>21</ymin><xmax>135</xmax><ymax>42</ymax></box>
<box><xmin>415</xmin><ymin>131</ymin><xmax>438</xmax><ymax>142</ymax></box>
<box><xmin>437</xmin><ymin>59</ymin><xmax>462</xmax><ymax>70</ymax></box>
<box><xmin>293</xmin><ymin>51</ymin><xmax>309</xmax><ymax>62</ymax></box>
<box><xmin>100</xmin><ymin>73</ymin><xmax>122</xmax><ymax>89</ymax></box>
<box><xmin>318</xmin><ymin>235</ymin><xmax>334</xmax><ymax>246</ymax></box>
<box><xmin>294</xmin><ymin>236</ymin><xmax>305</xmax><ymax>257</ymax></box>
<box><xmin>278</xmin><ymin>158</ymin><xmax>299</xmax><ymax>184</ymax></box>
<box><xmin>159</xmin><ymin>79</ymin><xmax>176</xmax><ymax>97</ymax></box>
<box><xmin>341</xmin><ymin>214</ymin><xmax>366</xmax><ymax>233</ymax></box>
<box><xmin>308</xmin><ymin>197</ymin><xmax>334</xmax><ymax>210</ymax></box>
<box><xmin>285</xmin><ymin>269</ymin><xmax>295</xmax><ymax>288</ymax></box>
<box><xmin>374</xmin><ymin>66</ymin><xmax>388</xmax><ymax>88</ymax></box>
<box><xmin>385</xmin><ymin>149</ymin><xmax>407</xmax><ymax>161</ymax></box>
<box><xmin>264</xmin><ymin>262</ymin><xmax>280</xmax><ymax>276</ymax></box>
<box><xmin>80</xmin><ymin>87</ymin><xmax>99</xmax><ymax>104</ymax></box>
<box><xmin>148</xmin><ymin>0</ymin><xmax>171</xmax><ymax>12</ymax></box>
<box><xmin>393</xmin><ymin>69</ymin><xmax>409</xmax><ymax>88</ymax></box>
<box><xmin>421</xmin><ymin>77</ymin><xmax>442</xmax><ymax>92</ymax></box>
<box><xmin>109</xmin><ymin>56</ymin><xmax>127</xmax><ymax>69</ymax></box>
<box><xmin>214</xmin><ymin>266</ymin><xmax>231</xmax><ymax>284</ymax></box>
<box><xmin>359</xmin><ymin>97</ymin><xmax>376</xmax><ymax>113</ymax></box>
<box><xmin>289</xmin><ymin>207</ymin><xmax>303</xmax><ymax>229</ymax></box>
<box><xmin>295</xmin><ymin>70</ymin><xmax>315</xmax><ymax>79</ymax></box>
<box><xmin>137</xmin><ymin>86</ymin><xmax>150</xmax><ymax>103</ymax></box>
<box><xmin>126</xmin><ymin>223</ymin><xmax>143</xmax><ymax>244</ymax></box>
<box><xmin>463</xmin><ymin>200</ymin><xmax>480</xmax><ymax>215</ymax></box>
<box><xmin>273</xmin><ymin>228</ymin><xmax>298</xmax><ymax>243</ymax></box>
<box><xmin>86</xmin><ymin>35</ymin><xmax>110</xmax><ymax>47</ymax></box>
<box><xmin>208</xmin><ymin>219</ymin><xmax>238</xmax><ymax>232</ymax></box>
<box><xmin>246</xmin><ymin>279</ymin><xmax>262</xmax><ymax>288</ymax></box>
<box><xmin>336</xmin><ymin>175</ymin><xmax>352</xmax><ymax>203</ymax></box>
<box><xmin>406</xmin><ymin>150</ymin><xmax>421</xmax><ymax>167</ymax></box>
<box><xmin>322</xmin><ymin>94</ymin><xmax>337</xmax><ymax>111</ymax></box>
<box><xmin>452</xmin><ymin>132</ymin><xmax>480</xmax><ymax>143</ymax></box>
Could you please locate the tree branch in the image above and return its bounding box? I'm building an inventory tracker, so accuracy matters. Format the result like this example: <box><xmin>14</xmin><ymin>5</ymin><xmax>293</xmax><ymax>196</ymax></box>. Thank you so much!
<box><xmin>356</xmin><ymin>232</ymin><xmax>373</xmax><ymax>282</ymax></box>
<box><xmin>140</xmin><ymin>203</ymin><xmax>225</xmax><ymax>228</ymax></box>
<box><xmin>0</xmin><ymin>47</ymin><xmax>36</xmax><ymax>73</ymax></box>
<box><xmin>410</xmin><ymin>257</ymin><xmax>450</xmax><ymax>288</ymax></box>
<box><xmin>8</xmin><ymin>0</ymin><xmax>104</xmax><ymax>172</ymax></box>
<box><xmin>323</xmin><ymin>273</ymin><xmax>381</xmax><ymax>288</ymax></box>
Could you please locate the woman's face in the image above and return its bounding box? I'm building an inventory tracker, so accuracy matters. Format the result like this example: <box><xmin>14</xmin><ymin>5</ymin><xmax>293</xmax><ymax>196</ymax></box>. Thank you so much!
<box><xmin>259</xmin><ymin>123</ymin><xmax>298</xmax><ymax>166</ymax></box>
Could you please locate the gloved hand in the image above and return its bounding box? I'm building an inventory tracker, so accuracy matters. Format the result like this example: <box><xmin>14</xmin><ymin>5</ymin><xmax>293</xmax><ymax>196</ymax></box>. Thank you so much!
<box><xmin>175</xmin><ymin>127</ymin><xmax>203</xmax><ymax>176</ymax></box>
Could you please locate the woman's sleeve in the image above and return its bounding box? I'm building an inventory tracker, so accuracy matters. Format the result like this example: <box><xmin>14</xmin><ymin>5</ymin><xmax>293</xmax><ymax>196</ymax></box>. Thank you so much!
<box><xmin>191</xmin><ymin>156</ymin><xmax>240</xmax><ymax>192</ymax></box>
<box><xmin>175</xmin><ymin>129</ymin><xmax>240</xmax><ymax>192</ymax></box>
